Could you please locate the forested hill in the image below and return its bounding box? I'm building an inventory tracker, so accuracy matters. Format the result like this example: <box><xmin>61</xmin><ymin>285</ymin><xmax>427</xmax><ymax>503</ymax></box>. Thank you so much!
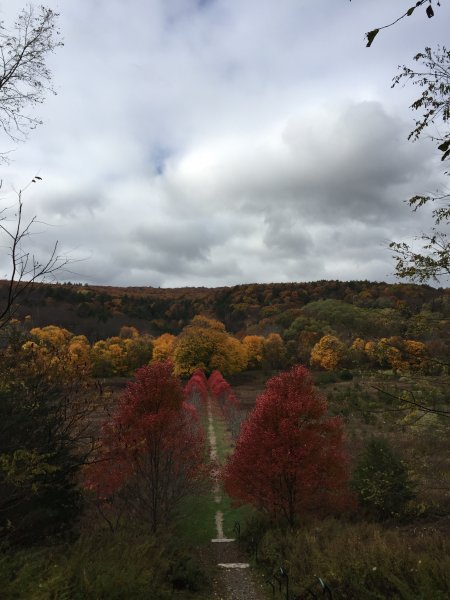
<box><xmin>3</xmin><ymin>279</ymin><xmax>449</xmax><ymax>344</ymax></box>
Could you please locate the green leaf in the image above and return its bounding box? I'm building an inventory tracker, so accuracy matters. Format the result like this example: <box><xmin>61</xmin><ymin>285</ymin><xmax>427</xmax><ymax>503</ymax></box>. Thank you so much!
<box><xmin>406</xmin><ymin>6</ymin><xmax>416</xmax><ymax>16</ymax></box>
<box><xmin>366</xmin><ymin>29</ymin><xmax>379</xmax><ymax>48</ymax></box>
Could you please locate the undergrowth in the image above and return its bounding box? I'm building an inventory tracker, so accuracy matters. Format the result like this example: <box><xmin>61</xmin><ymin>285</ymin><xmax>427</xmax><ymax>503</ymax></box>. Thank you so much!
<box><xmin>0</xmin><ymin>524</ymin><xmax>210</xmax><ymax>599</ymax></box>
<box><xmin>241</xmin><ymin>516</ymin><xmax>450</xmax><ymax>599</ymax></box>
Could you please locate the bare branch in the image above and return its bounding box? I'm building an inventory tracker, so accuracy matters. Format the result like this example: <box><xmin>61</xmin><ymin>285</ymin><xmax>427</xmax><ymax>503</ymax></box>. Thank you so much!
<box><xmin>361</xmin><ymin>1</ymin><xmax>441</xmax><ymax>47</ymax></box>
<box><xmin>372</xmin><ymin>385</ymin><xmax>450</xmax><ymax>418</ymax></box>
<box><xmin>0</xmin><ymin>180</ymin><xmax>72</xmax><ymax>329</ymax></box>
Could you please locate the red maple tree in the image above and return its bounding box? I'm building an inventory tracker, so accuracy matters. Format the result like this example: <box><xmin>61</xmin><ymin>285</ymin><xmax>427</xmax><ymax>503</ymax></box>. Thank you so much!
<box><xmin>208</xmin><ymin>370</ymin><xmax>242</xmax><ymax>439</ymax></box>
<box><xmin>85</xmin><ymin>361</ymin><xmax>207</xmax><ymax>532</ymax></box>
<box><xmin>223</xmin><ymin>365</ymin><xmax>352</xmax><ymax>525</ymax></box>
<box><xmin>184</xmin><ymin>368</ymin><xmax>208</xmax><ymax>409</ymax></box>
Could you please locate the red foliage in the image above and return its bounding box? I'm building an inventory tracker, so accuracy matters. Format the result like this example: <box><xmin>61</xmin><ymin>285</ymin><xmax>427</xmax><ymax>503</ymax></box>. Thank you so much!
<box><xmin>223</xmin><ymin>365</ymin><xmax>352</xmax><ymax>525</ymax></box>
<box><xmin>208</xmin><ymin>370</ymin><xmax>228</xmax><ymax>396</ymax></box>
<box><xmin>84</xmin><ymin>361</ymin><xmax>206</xmax><ymax>531</ymax></box>
<box><xmin>208</xmin><ymin>370</ymin><xmax>242</xmax><ymax>439</ymax></box>
<box><xmin>208</xmin><ymin>370</ymin><xmax>239</xmax><ymax>407</ymax></box>
<box><xmin>184</xmin><ymin>368</ymin><xmax>208</xmax><ymax>404</ymax></box>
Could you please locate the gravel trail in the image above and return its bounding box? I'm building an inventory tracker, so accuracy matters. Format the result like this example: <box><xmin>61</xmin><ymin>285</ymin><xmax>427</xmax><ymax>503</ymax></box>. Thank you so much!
<box><xmin>205</xmin><ymin>395</ymin><xmax>267</xmax><ymax>600</ymax></box>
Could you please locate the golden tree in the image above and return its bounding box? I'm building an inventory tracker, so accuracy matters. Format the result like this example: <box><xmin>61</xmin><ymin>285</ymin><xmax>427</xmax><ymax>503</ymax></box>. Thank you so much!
<box><xmin>242</xmin><ymin>335</ymin><xmax>264</xmax><ymax>369</ymax></box>
<box><xmin>310</xmin><ymin>335</ymin><xmax>345</xmax><ymax>371</ymax></box>
<box><xmin>152</xmin><ymin>333</ymin><xmax>177</xmax><ymax>362</ymax></box>
<box><xmin>173</xmin><ymin>316</ymin><xmax>247</xmax><ymax>377</ymax></box>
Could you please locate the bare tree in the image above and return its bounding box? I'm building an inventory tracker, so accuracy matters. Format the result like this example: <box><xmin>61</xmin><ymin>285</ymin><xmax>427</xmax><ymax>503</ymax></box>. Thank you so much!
<box><xmin>0</xmin><ymin>178</ymin><xmax>70</xmax><ymax>329</ymax></box>
<box><xmin>0</xmin><ymin>6</ymin><xmax>66</xmax><ymax>328</ymax></box>
<box><xmin>0</xmin><ymin>5</ymin><xmax>62</xmax><ymax>149</ymax></box>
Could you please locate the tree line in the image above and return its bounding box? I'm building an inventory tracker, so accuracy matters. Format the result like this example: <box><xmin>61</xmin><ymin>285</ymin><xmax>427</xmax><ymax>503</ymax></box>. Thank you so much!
<box><xmin>6</xmin><ymin>311</ymin><xmax>445</xmax><ymax>384</ymax></box>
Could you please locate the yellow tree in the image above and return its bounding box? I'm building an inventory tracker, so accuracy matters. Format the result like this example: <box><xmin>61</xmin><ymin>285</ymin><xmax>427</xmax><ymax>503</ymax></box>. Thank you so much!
<box><xmin>30</xmin><ymin>325</ymin><xmax>73</xmax><ymax>348</ymax></box>
<box><xmin>91</xmin><ymin>338</ymin><xmax>128</xmax><ymax>376</ymax></box>
<box><xmin>379</xmin><ymin>337</ymin><xmax>405</xmax><ymax>373</ymax></box>
<box><xmin>1</xmin><ymin>323</ymin><xmax>98</xmax><ymax>543</ymax></box>
<box><xmin>152</xmin><ymin>333</ymin><xmax>176</xmax><ymax>362</ymax></box>
<box><xmin>364</xmin><ymin>340</ymin><xmax>378</xmax><ymax>365</ymax></box>
<box><xmin>211</xmin><ymin>336</ymin><xmax>247</xmax><ymax>375</ymax></box>
<box><xmin>29</xmin><ymin>326</ymin><xmax>91</xmax><ymax>374</ymax></box>
<box><xmin>310</xmin><ymin>335</ymin><xmax>345</xmax><ymax>371</ymax></box>
<box><xmin>68</xmin><ymin>335</ymin><xmax>91</xmax><ymax>366</ymax></box>
<box><xmin>378</xmin><ymin>337</ymin><xmax>428</xmax><ymax>374</ymax></box>
<box><xmin>173</xmin><ymin>315</ymin><xmax>247</xmax><ymax>377</ymax></box>
<box><xmin>349</xmin><ymin>337</ymin><xmax>367</xmax><ymax>367</ymax></box>
<box><xmin>91</xmin><ymin>333</ymin><xmax>153</xmax><ymax>377</ymax></box>
<box><xmin>242</xmin><ymin>335</ymin><xmax>264</xmax><ymax>369</ymax></box>
<box><xmin>403</xmin><ymin>339</ymin><xmax>428</xmax><ymax>373</ymax></box>
<box><xmin>106</xmin><ymin>339</ymin><xmax>128</xmax><ymax>375</ymax></box>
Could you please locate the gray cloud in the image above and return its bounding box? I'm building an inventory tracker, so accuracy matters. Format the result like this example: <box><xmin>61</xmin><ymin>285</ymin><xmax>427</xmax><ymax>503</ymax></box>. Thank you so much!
<box><xmin>0</xmin><ymin>0</ymin><xmax>449</xmax><ymax>287</ymax></box>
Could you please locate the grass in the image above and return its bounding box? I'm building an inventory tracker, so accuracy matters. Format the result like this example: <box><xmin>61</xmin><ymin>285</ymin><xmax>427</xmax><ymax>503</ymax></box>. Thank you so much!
<box><xmin>176</xmin><ymin>492</ymin><xmax>217</xmax><ymax>545</ymax></box>
<box><xmin>220</xmin><ymin>494</ymin><xmax>255</xmax><ymax>538</ymax></box>
<box><xmin>246</xmin><ymin>517</ymin><xmax>450</xmax><ymax>599</ymax></box>
<box><xmin>0</xmin><ymin>525</ymin><xmax>205</xmax><ymax>600</ymax></box>
<box><xmin>211</xmin><ymin>412</ymin><xmax>232</xmax><ymax>464</ymax></box>
<box><xmin>0</xmin><ymin>521</ymin><xmax>217</xmax><ymax>599</ymax></box>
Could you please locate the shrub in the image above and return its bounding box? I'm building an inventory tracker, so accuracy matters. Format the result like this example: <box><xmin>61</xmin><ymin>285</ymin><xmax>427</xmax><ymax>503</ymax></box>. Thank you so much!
<box><xmin>352</xmin><ymin>438</ymin><xmax>415</xmax><ymax>520</ymax></box>
<box><xmin>339</xmin><ymin>369</ymin><xmax>353</xmax><ymax>381</ymax></box>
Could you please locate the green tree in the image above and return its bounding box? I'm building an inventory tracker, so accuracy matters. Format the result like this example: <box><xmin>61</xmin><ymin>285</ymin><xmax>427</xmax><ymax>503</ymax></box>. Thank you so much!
<box><xmin>262</xmin><ymin>333</ymin><xmax>287</xmax><ymax>371</ymax></box>
<box><xmin>352</xmin><ymin>438</ymin><xmax>415</xmax><ymax>520</ymax></box>
<box><xmin>0</xmin><ymin>328</ymin><xmax>95</xmax><ymax>544</ymax></box>
<box><xmin>390</xmin><ymin>46</ymin><xmax>450</xmax><ymax>283</ymax></box>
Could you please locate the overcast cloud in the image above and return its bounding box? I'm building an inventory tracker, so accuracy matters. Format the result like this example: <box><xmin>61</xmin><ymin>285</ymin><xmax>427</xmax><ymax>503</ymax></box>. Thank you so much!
<box><xmin>0</xmin><ymin>0</ymin><xmax>449</xmax><ymax>287</ymax></box>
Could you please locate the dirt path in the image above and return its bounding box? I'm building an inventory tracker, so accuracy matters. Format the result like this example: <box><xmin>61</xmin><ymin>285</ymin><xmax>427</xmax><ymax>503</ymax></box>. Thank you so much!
<box><xmin>205</xmin><ymin>395</ymin><xmax>266</xmax><ymax>600</ymax></box>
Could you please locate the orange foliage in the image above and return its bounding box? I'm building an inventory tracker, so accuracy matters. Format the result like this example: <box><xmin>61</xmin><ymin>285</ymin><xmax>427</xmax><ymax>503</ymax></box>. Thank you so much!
<box><xmin>310</xmin><ymin>335</ymin><xmax>345</xmax><ymax>371</ymax></box>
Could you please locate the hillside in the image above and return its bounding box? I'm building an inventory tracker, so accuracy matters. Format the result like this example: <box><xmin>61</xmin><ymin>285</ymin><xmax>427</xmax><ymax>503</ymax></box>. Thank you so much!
<box><xmin>2</xmin><ymin>280</ymin><xmax>449</xmax><ymax>346</ymax></box>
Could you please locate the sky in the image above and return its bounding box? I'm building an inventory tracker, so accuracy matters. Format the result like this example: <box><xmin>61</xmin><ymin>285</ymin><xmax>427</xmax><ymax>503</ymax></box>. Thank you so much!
<box><xmin>0</xmin><ymin>0</ymin><xmax>449</xmax><ymax>288</ymax></box>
